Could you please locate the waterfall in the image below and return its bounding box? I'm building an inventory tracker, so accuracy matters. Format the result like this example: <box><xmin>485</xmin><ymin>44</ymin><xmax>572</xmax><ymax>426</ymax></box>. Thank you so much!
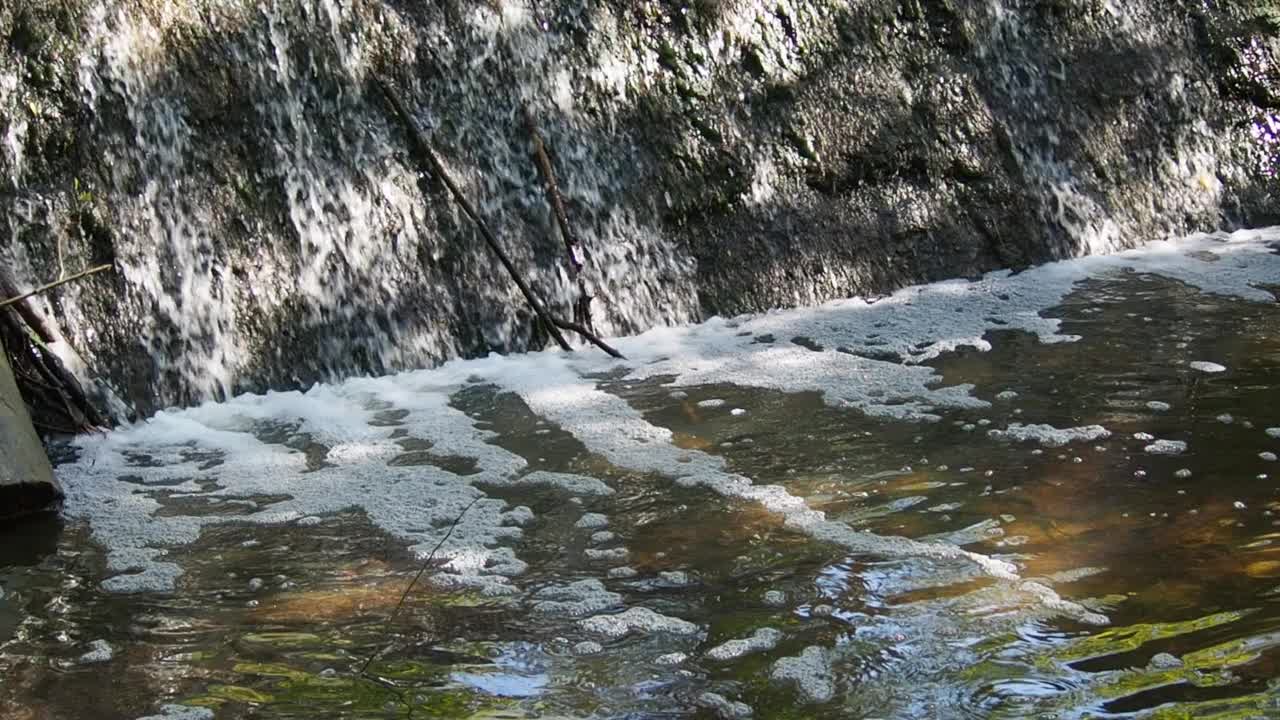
<box><xmin>0</xmin><ymin>0</ymin><xmax>1274</xmax><ymax>416</ymax></box>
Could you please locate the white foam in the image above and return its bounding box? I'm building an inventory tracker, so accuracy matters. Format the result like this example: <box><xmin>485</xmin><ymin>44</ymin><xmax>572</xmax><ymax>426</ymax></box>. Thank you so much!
<box><xmin>771</xmin><ymin>646</ymin><xmax>836</xmax><ymax>703</ymax></box>
<box><xmin>578</xmin><ymin>607</ymin><xmax>701</xmax><ymax>639</ymax></box>
<box><xmin>575</xmin><ymin>513</ymin><xmax>609</xmax><ymax>529</ymax></box>
<box><xmin>59</xmin><ymin>379</ymin><xmax>540</xmax><ymax>593</ymax></box>
<box><xmin>1145</xmin><ymin>440</ymin><xmax>1188</xmax><ymax>455</ymax></box>
<box><xmin>529</xmin><ymin>579</ymin><xmax>622</xmax><ymax>617</ymax></box>
<box><xmin>988</xmin><ymin>423</ymin><xmax>1111</xmax><ymax>447</ymax></box>
<box><xmin>56</xmin><ymin>228</ymin><xmax>1280</xmax><ymax>615</ymax></box>
<box><xmin>705</xmin><ymin>627</ymin><xmax>783</xmax><ymax>661</ymax></box>
<box><xmin>697</xmin><ymin>692</ymin><xmax>754</xmax><ymax>719</ymax></box>
<box><xmin>136</xmin><ymin>706</ymin><xmax>213</xmax><ymax>720</ymax></box>
<box><xmin>78</xmin><ymin>639</ymin><xmax>114</xmax><ymax>664</ymax></box>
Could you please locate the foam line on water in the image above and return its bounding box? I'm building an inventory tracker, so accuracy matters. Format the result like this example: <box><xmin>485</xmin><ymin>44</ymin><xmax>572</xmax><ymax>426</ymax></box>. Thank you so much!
<box><xmin>57</xmin><ymin>228</ymin><xmax>1280</xmax><ymax>612</ymax></box>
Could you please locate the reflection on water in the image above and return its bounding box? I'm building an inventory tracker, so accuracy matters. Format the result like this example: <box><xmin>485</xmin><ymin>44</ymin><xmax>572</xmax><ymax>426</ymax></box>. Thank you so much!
<box><xmin>4</xmin><ymin>272</ymin><xmax>1280</xmax><ymax>718</ymax></box>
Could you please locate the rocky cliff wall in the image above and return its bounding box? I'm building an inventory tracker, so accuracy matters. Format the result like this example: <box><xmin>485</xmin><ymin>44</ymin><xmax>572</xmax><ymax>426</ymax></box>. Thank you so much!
<box><xmin>1</xmin><ymin>0</ymin><xmax>1276</xmax><ymax>416</ymax></box>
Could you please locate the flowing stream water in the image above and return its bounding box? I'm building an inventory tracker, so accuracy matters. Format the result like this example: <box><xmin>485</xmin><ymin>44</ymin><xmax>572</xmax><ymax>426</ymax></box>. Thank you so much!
<box><xmin>4</xmin><ymin>229</ymin><xmax>1280</xmax><ymax>719</ymax></box>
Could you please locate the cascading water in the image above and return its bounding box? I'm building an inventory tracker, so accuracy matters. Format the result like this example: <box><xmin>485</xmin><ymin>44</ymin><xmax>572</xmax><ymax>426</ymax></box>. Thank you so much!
<box><xmin>0</xmin><ymin>0</ymin><xmax>1275</xmax><ymax>414</ymax></box>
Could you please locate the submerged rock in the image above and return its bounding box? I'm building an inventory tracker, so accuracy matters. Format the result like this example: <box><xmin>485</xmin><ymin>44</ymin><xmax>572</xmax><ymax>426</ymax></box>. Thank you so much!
<box><xmin>771</xmin><ymin>646</ymin><xmax>836</xmax><ymax>704</ymax></box>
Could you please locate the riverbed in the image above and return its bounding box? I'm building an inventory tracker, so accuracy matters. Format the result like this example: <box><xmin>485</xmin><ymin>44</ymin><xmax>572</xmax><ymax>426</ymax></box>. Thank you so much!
<box><xmin>4</xmin><ymin>229</ymin><xmax>1280</xmax><ymax>719</ymax></box>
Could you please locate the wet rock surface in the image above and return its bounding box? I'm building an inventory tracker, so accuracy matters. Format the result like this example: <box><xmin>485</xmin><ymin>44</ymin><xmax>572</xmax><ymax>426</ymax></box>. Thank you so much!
<box><xmin>0</xmin><ymin>1</ymin><xmax>1277</xmax><ymax>414</ymax></box>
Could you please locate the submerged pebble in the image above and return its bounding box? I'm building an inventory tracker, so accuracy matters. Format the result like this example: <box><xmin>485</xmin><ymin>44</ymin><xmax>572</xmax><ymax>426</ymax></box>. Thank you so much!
<box><xmin>1190</xmin><ymin>361</ymin><xmax>1227</xmax><ymax>373</ymax></box>
<box><xmin>1261</xmin><ymin>452</ymin><xmax>1278</xmax><ymax>462</ymax></box>
<box><xmin>763</xmin><ymin>590</ymin><xmax>787</xmax><ymax>607</ymax></box>
<box><xmin>1175</xmin><ymin>469</ymin><xmax>1193</xmax><ymax>478</ymax></box>
<box><xmin>1147</xmin><ymin>401</ymin><xmax>1172</xmax><ymax>411</ymax></box>
<box><xmin>654</xmin><ymin>652</ymin><xmax>687</xmax><ymax>665</ymax></box>
<box><xmin>697</xmin><ymin>399</ymin><xmax>726</xmax><ymax>409</ymax></box>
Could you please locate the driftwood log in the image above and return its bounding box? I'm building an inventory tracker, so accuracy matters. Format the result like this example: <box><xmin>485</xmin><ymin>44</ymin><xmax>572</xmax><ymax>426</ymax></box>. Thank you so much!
<box><xmin>0</xmin><ymin>344</ymin><xmax>62</xmax><ymax>519</ymax></box>
<box><xmin>375</xmin><ymin>78</ymin><xmax>624</xmax><ymax>360</ymax></box>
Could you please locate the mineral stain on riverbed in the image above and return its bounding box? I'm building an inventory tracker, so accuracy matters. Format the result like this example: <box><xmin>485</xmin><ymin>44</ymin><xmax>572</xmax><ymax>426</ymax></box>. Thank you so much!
<box><xmin>4</xmin><ymin>230</ymin><xmax>1280</xmax><ymax>718</ymax></box>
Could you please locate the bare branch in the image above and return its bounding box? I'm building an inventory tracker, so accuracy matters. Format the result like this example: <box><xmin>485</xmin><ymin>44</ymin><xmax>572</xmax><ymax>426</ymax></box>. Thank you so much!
<box><xmin>0</xmin><ymin>264</ymin><xmax>113</xmax><ymax>310</ymax></box>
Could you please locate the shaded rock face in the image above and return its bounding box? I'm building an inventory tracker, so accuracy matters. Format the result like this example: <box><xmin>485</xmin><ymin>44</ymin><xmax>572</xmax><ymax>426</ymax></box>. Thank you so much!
<box><xmin>0</xmin><ymin>351</ymin><xmax>61</xmax><ymax>518</ymax></box>
<box><xmin>1</xmin><ymin>0</ymin><xmax>1276</xmax><ymax>416</ymax></box>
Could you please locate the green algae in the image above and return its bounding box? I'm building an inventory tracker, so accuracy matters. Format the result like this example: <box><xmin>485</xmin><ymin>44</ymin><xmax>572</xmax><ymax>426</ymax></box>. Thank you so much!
<box><xmin>240</xmin><ymin>631</ymin><xmax>350</xmax><ymax>649</ymax></box>
<box><xmin>1051</xmin><ymin>610</ymin><xmax>1252</xmax><ymax>663</ymax></box>
<box><xmin>1144</xmin><ymin>685</ymin><xmax>1280</xmax><ymax>719</ymax></box>
<box><xmin>205</xmin><ymin>684</ymin><xmax>275</xmax><ymax>703</ymax></box>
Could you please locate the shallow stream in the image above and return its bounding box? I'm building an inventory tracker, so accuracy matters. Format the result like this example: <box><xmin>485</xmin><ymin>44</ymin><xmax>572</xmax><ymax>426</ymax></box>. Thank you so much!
<box><xmin>5</xmin><ymin>230</ymin><xmax>1280</xmax><ymax>719</ymax></box>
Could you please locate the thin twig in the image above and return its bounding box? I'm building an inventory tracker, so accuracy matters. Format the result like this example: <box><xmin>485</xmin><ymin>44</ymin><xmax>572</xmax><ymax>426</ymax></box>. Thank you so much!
<box><xmin>0</xmin><ymin>264</ymin><xmax>113</xmax><ymax>309</ymax></box>
<box><xmin>356</xmin><ymin>495</ymin><xmax>482</xmax><ymax>679</ymax></box>
<box><xmin>522</xmin><ymin>104</ymin><xmax>597</xmax><ymax>333</ymax></box>
<box><xmin>375</xmin><ymin>78</ymin><xmax>573</xmax><ymax>353</ymax></box>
